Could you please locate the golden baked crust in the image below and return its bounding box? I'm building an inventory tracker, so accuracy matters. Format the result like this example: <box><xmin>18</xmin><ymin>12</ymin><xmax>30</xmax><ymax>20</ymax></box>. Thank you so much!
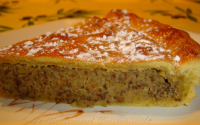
<box><xmin>0</xmin><ymin>9</ymin><xmax>200</xmax><ymax>66</ymax></box>
<box><xmin>0</xmin><ymin>9</ymin><xmax>200</xmax><ymax>107</ymax></box>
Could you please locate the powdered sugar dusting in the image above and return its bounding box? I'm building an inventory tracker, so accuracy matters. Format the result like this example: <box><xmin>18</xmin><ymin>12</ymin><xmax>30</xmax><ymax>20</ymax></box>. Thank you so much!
<box><xmin>38</xmin><ymin>36</ymin><xmax>43</xmax><ymax>42</ymax></box>
<box><xmin>0</xmin><ymin>45</ymin><xmax>12</xmax><ymax>51</ymax></box>
<box><xmin>77</xmin><ymin>53</ymin><xmax>95</xmax><ymax>61</ymax></box>
<box><xmin>122</xmin><ymin>9</ymin><xmax>129</xmax><ymax>14</ymax></box>
<box><xmin>0</xmin><ymin>9</ymin><xmax>181</xmax><ymax>63</ymax></box>
<box><xmin>45</xmin><ymin>32</ymin><xmax>52</xmax><ymax>37</ymax></box>
<box><xmin>174</xmin><ymin>55</ymin><xmax>181</xmax><ymax>62</ymax></box>
<box><xmin>43</xmin><ymin>42</ymin><xmax>57</xmax><ymax>47</ymax></box>
<box><xmin>24</xmin><ymin>41</ymin><xmax>33</xmax><ymax>45</ymax></box>
<box><xmin>69</xmin><ymin>48</ymin><xmax>78</xmax><ymax>54</ymax></box>
<box><xmin>27</xmin><ymin>48</ymin><xmax>43</xmax><ymax>56</ymax></box>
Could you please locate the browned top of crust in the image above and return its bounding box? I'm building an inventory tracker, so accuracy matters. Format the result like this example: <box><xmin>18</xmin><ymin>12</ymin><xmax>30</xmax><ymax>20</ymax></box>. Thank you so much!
<box><xmin>0</xmin><ymin>9</ymin><xmax>200</xmax><ymax>65</ymax></box>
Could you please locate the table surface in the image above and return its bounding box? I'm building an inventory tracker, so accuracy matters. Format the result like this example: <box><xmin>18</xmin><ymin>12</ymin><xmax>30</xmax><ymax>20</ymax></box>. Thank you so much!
<box><xmin>0</xmin><ymin>0</ymin><xmax>200</xmax><ymax>34</ymax></box>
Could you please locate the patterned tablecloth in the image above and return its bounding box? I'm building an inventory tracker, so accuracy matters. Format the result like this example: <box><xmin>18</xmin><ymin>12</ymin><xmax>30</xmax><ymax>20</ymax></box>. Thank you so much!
<box><xmin>1</xmin><ymin>1</ymin><xmax>200</xmax><ymax>125</ymax></box>
<box><xmin>0</xmin><ymin>0</ymin><xmax>200</xmax><ymax>34</ymax></box>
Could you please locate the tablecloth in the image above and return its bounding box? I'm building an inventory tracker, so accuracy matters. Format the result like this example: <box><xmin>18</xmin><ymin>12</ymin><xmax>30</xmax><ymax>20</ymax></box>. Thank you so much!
<box><xmin>0</xmin><ymin>0</ymin><xmax>200</xmax><ymax>33</ymax></box>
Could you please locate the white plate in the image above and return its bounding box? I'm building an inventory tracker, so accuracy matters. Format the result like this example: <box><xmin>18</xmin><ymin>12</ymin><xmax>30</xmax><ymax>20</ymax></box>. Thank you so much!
<box><xmin>0</xmin><ymin>19</ymin><xmax>200</xmax><ymax>124</ymax></box>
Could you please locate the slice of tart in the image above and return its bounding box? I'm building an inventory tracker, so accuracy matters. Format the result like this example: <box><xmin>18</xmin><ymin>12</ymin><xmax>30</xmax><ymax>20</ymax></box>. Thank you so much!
<box><xmin>0</xmin><ymin>9</ymin><xmax>200</xmax><ymax>108</ymax></box>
